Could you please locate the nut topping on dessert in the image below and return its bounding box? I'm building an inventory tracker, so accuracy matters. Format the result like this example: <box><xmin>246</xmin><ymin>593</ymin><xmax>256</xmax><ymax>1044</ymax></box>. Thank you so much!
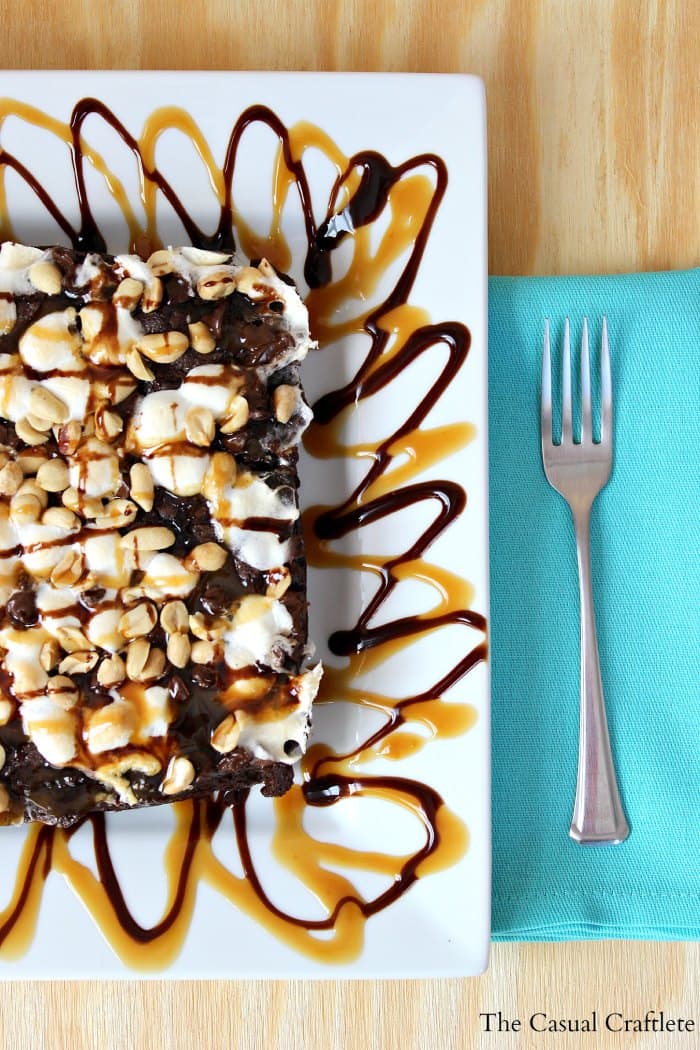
<box><xmin>0</xmin><ymin>242</ymin><xmax>321</xmax><ymax>826</ymax></box>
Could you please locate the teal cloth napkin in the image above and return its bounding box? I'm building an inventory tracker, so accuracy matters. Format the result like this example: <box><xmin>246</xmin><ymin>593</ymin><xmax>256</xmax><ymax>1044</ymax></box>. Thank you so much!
<box><xmin>488</xmin><ymin>270</ymin><xmax>700</xmax><ymax>941</ymax></box>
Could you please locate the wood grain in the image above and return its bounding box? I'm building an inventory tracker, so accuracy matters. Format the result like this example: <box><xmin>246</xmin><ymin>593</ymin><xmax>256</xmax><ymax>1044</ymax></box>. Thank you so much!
<box><xmin>0</xmin><ymin>2</ymin><xmax>697</xmax><ymax>1047</ymax></box>
<box><xmin>1</xmin><ymin>945</ymin><xmax>699</xmax><ymax>1050</ymax></box>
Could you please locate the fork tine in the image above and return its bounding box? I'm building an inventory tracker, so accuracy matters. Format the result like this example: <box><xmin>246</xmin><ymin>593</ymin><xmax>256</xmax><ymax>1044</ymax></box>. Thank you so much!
<box><xmin>561</xmin><ymin>318</ymin><xmax>572</xmax><ymax>443</ymax></box>
<box><xmin>541</xmin><ymin>319</ymin><xmax>552</xmax><ymax>444</ymax></box>
<box><xmin>601</xmin><ymin>316</ymin><xmax>612</xmax><ymax>442</ymax></box>
<box><xmin>580</xmin><ymin>317</ymin><xmax>592</xmax><ymax>444</ymax></box>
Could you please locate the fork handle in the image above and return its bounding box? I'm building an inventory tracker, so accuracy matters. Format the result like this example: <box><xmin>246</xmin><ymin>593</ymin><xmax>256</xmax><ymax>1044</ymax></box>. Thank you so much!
<box><xmin>570</xmin><ymin>507</ymin><xmax>630</xmax><ymax>845</ymax></box>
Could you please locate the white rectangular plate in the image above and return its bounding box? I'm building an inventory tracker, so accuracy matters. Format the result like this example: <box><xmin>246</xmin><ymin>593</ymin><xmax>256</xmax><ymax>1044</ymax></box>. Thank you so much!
<box><xmin>0</xmin><ymin>71</ymin><xmax>489</xmax><ymax>978</ymax></box>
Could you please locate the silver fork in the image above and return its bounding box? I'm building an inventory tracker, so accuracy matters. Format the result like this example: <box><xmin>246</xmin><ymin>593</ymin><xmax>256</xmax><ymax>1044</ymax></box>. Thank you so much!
<box><xmin>541</xmin><ymin>317</ymin><xmax>630</xmax><ymax>845</ymax></box>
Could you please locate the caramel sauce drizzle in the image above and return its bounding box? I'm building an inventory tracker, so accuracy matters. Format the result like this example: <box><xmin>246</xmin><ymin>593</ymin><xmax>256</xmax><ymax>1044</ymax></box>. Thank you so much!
<box><xmin>0</xmin><ymin>97</ymin><xmax>487</xmax><ymax>968</ymax></box>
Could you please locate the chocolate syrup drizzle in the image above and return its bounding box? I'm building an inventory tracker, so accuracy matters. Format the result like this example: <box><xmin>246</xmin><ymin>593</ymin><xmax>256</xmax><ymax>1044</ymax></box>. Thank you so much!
<box><xmin>0</xmin><ymin>98</ymin><xmax>487</xmax><ymax>964</ymax></box>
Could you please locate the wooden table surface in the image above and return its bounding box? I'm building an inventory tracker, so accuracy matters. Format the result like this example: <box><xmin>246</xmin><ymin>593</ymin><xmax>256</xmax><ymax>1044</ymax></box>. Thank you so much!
<box><xmin>0</xmin><ymin>2</ymin><xmax>697</xmax><ymax>1048</ymax></box>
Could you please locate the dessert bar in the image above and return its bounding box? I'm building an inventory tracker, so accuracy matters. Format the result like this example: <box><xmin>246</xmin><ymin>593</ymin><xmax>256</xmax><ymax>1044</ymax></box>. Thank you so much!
<box><xmin>0</xmin><ymin>242</ymin><xmax>321</xmax><ymax>826</ymax></box>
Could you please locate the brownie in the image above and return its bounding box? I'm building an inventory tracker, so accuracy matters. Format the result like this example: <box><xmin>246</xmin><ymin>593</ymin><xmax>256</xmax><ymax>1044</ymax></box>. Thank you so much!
<box><xmin>0</xmin><ymin>243</ymin><xmax>321</xmax><ymax>827</ymax></box>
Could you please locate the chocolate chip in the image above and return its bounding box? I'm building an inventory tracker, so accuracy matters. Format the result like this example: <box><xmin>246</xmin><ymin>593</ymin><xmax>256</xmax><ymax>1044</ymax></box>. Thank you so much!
<box><xmin>199</xmin><ymin>583</ymin><xmax>230</xmax><ymax>616</ymax></box>
<box><xmin>0</xmin><ymin>421</ymin><xmax>21</xmax><ymax>451</ymax></box>
<box><xmin>153</xmin><ymin>490</ymin><xmax>216</xmax><ymax>545</ymax></box>
<box><xmin>153</xmin><ymin>487</ymin><xmax>180</xmax><ymax>523</ymax></box>
<box><xmin>220</xmin><ymin>432</ymin><xmax>247</xmax><ymax>455</ymax></box>
<box><xmin>191</xmin><ymin>666</ymin><xmax>219</xmax><ymax>689</ymax></box>
<box><xmin>206</xmin><ymin>301</ymin><xmax>227</xmax><ymax>339</ymax></box>
<box><xmin>79</xmin><ymin>587</ymin><xmax>106</xmax><ymax>611</ymax></box>
<box><xmin>189</xmin><ymin>501</ymin><xmax>217</xmax><ymax>543</ymax></box>
<box><xmin>84</xmin><ymin>679</ymin><xmax>113</xmax><ymax>708</ymax></box>
<box><xmin>169</xmin><ymin>675</ymin><xmax>190</xmax><ymax>703</ymax></box>
<box><xmin>6</xmin><ymin>590</ymin><xmax>39</xmax><ymax>628</ymax></box>
<box><xmin>163</xmin><ymin>274</ymin><xmax>192</xmax><ymax>305</ymax></box>
<box><xmin>192</xmin><ymin>519</ymin><xmax>216</xmax><ymax>544</ymax></box>
<box><xmin>233</xmin><ymin>557</ymin><xmax>265</xmax><ymax>591</ymax></box>
<box><xmin>149</xmin><ymin>624</ymin><xmax>167</xmax><ymax>650</ymax></box>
